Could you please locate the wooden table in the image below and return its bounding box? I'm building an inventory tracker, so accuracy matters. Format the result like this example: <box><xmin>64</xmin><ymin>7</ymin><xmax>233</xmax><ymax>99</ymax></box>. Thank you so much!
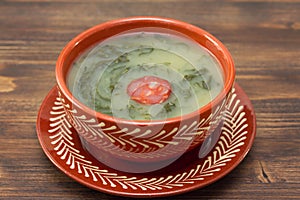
<box><xmin>1</xmin><ymin>0</ymin><xmax>299</xmax><ymax>199</ymax></box>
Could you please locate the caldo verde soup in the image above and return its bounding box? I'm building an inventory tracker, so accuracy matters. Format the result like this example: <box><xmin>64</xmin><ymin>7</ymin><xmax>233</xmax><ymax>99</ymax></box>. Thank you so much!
<box><xmin>67</xmin><ymin>31</ymin><xmax>223</xmax><ymax>120</ymax></box>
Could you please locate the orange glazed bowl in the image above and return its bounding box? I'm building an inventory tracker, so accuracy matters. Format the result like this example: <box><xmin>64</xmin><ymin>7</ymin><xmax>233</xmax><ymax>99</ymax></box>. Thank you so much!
<box><xmin>56</xmin><ymin>17</ymin><xmax>235</xmax><ymax>173</ymax></box>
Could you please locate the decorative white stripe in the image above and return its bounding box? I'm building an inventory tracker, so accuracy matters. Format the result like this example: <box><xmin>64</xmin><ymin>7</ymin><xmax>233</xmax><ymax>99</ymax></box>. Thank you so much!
<box><xmin>48</xmin><ymin>88</ymin><xmax>248</xmax><ymax>191</ymax></box>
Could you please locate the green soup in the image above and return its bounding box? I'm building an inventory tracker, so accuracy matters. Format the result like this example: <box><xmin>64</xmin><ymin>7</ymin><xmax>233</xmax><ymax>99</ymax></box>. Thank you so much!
<box><xmin>67</xmin><ymin>31</ymin><xmax>223</xmax><ymax>120</ymax></box>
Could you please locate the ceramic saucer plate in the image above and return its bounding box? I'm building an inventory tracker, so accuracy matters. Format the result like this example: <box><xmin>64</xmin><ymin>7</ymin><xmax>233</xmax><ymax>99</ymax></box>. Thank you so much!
<box><xmin>36</xmin><ymin>84</ymin><xmax>256</xmax><ymax>198</ymax></box>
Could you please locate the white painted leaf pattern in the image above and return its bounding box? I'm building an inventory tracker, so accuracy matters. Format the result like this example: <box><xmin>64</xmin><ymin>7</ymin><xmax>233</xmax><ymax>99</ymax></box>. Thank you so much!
<box><xmin>57</xmin><ymin>89</ymin><xmax>225</xmax><ymax>158</ymax></box>
<box><xmin>48</xmin><ymin>88</ymin><xmax>247</xmax><ymax>191</ymax></box>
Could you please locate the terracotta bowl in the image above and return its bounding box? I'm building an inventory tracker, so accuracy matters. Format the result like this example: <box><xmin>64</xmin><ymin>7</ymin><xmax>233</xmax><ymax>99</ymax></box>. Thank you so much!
<box><xmin>55</xmin><ymin>17</ymin><xmax>235</xmax><ymax>172</ymax></box>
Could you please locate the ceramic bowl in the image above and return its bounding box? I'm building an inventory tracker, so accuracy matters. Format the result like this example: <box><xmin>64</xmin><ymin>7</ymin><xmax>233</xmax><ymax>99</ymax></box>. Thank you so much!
<box><xmin>55</xmin><ymin>17</ymin><xmax>235</xmax><ymax>172</ymax></box>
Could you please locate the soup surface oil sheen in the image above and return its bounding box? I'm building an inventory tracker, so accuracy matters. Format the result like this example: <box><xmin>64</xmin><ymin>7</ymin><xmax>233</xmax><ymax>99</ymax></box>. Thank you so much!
<box><xmin>67</xmin><ymin>31</ymin><xmax>223</xmax><ymax>120</ymax></box>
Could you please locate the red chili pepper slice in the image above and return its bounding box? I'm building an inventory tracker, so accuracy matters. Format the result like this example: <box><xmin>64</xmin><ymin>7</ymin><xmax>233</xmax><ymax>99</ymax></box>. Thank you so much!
<box><xmin>127</xmin><ymin>76</ymin><xmax>172</xmax><ymax>105</ymax></box>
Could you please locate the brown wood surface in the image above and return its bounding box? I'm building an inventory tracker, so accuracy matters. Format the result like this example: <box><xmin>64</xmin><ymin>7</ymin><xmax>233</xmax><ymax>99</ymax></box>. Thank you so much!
<box><xmin>0</xmin><ymin>0</ymin><xmax>299</xmax><ymax>199</ymax></box>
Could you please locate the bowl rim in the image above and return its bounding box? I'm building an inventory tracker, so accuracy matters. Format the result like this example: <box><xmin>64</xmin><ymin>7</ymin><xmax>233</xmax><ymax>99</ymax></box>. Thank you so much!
<box><xmin>56</xmin><ymin>16</ymin><xmax>235</xmax><ymax>126</ymax></box>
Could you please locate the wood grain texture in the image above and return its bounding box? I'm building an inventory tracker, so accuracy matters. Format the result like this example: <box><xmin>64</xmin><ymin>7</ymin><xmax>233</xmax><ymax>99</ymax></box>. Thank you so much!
<box><xmin>0</xmin><ymin>0</ymin><xmax>299</xmax><ymax>199</ymax></box>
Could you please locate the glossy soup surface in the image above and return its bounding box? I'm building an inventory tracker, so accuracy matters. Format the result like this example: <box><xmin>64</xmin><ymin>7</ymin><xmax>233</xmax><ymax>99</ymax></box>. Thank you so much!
<box><xmin>67</xmin><ymin>31</ymin><xmax>224</xmax><ymax>120</ymax></box>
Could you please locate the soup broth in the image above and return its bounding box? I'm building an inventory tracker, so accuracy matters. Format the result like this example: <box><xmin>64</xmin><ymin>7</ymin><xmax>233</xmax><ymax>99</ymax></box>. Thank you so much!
<box><xmin>67</xmin><ymin>31</ymin><xmax>224</xmax><ymax>120</ymax></box>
